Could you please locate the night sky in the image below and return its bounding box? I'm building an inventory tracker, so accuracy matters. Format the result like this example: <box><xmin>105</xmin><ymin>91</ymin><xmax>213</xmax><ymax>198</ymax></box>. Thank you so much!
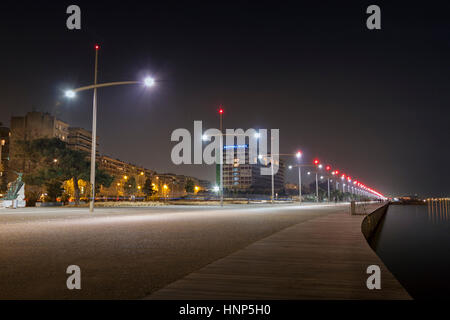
<box><xmin>1</xmin><ymin>1</ymin><xmax>449</xmax><ymax>197</ymax></box>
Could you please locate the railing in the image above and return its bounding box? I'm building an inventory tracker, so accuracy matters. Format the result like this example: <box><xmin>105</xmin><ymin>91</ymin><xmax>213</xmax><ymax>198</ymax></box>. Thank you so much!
<box><xmin>351</xmin><ymin>200</ymin><xmax>388</xmax><ymax>215</ymax></box>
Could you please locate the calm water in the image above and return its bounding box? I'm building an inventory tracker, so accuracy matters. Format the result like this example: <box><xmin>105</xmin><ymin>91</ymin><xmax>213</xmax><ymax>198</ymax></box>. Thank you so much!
<box><xmin>371</xmin><ymin>203</ymin><xmax>450</xmax><ymax>299</ymax></box>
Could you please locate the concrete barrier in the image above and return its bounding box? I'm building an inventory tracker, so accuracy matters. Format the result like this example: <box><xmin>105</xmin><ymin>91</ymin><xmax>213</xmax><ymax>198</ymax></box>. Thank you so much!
<box><xmin>361</xmin><ymin>202</ymin><xmax>389</xmax><ymax>241</ymax></box>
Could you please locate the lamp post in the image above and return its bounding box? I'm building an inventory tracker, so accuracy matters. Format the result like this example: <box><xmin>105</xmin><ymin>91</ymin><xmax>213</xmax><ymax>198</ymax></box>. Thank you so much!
<box><xmin>89</xmin><ymin>44</ymin><xmax>99</xmax><ymax>212</ymax></box>
<box><xmin>333</xmin><ymin>170</ymin><xmax>339</xmax><ymax>193</ymax></box>
<box><xmin>313</xmin><ymin>159</ymin><xmax>321</xmax><ymax>202</ymax></box>
<box><xmin>259</xmin><ymin>152</ymin><xmax>297</xmax><ymax>204</ymax></box>
<box><xmin>65</xmin><ymin>44</ymin><xmax>155</xmax><ymax>212</ymax></box>
<box><xmin>331</xmin><ymin>170</ymin><xmax>338</xmax><ymax>201</ymax></box>
<box><xmin>289</xmin><ymin>153</ymin><xmax>328</xmax><ymax>205</ymax></box>
<box><xmin>257</xmin><ymin>154</ymin><xmax>276</xmax><ymax>203</ymax></box>
<box><xmin>347</xmin><ymin>177</ymin><xmax>352</xmax><ymax>194</ymax></box>
<box><xmin>219</xmin><ymin>107</ymin><xmax>224</xmax><ymax>207</ymax></box>
<box><xmin>325</xmin><ymin>165</ymin><xmax>331</xmax><ymax>202</ymax></box>
<box><xmin>296</xmin><ymin>151</ymin><xmax>302</xmax><ymax>204</ymax></box>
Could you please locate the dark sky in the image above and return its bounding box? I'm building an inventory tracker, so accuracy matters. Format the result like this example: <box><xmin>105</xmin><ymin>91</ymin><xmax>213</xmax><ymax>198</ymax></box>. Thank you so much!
<box><xmin>1</xmin><ymin>1</ymin><xmax>449</xmax><ymax>197</ymax></box>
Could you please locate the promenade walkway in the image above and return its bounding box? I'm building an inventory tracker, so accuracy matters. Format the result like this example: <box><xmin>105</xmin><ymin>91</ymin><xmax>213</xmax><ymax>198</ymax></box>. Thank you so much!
<box><xmin>148</xmin><ymin>205</ymin><xmax>411</xmax><ymax>299</ymax></box>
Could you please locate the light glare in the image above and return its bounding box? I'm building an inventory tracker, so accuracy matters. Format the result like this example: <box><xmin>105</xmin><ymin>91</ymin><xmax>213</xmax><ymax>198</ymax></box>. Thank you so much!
<box><xmin>144</xmin><ymin>77</ymin><xmax>155</xmax><ymax>87</ymax></box>
<box><xmin>65</xmin><ymin>90</ymin><xmax>76</xmax><ymax>98</ymax></box>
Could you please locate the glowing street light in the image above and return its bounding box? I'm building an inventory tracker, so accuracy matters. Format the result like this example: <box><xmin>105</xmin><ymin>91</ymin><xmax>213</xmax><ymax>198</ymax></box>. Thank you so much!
<box><xmin>65</xmin><ymin>90</ymin><xmax>76</xmax><ymax>98</ymax></box>
<box><xmin>288</xmin><ymin>150</ymin><xmax>303</xmax><ymax>204</ymax></box>
<box><xmin>260</xmin><ymin>151</ymin><xmax>299</xmax><ymax>204</ymax></box>
<box><xmin>144</xmin><ymin>77</ymin><xmax>155</xmax><ymax>87</ymax></box>
<box><xmin>332</xmin><ymin>170</ymin><xmax>339</xmax><ymax>192</ymax></box>
<box><xmin>218</xmin><ymin>106</ymin><xmax>224</xmax><ymax>206</ymax></box>
<box><xmin>313</xmin><ymin>159</ymin><xmax>321</xmax><ymax>202</ymax></box>
<box><xmin>325</xmin><ymin>165</ymin><xmax>331</xmax><ymax>201</ymax></box>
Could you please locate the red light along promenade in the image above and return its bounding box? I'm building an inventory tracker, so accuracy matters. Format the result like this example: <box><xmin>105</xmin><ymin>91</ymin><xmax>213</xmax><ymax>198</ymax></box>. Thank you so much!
<box><xmin>148</xmin><ymin>203</ymin><xmax>411</xmax><ymax>300</ymax></box>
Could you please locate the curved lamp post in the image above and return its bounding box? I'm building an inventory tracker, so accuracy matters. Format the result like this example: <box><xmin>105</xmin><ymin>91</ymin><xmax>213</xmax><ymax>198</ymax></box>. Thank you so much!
<box><xmin>65</xmin><ymin>45</ymin><xmax>155</xmax><ymax>212</ymax></box>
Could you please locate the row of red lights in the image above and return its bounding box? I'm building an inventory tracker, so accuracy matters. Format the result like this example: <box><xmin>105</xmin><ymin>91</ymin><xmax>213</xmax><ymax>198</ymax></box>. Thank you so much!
<box><xmin>312</xmin><ymin>158</ymin><xmax>385</xmax><ymax>199</ymax></box>
<box><xmin>216</xmin><ymin>105</ymin><xmax>385</xmax><ymax>199</ymax></box>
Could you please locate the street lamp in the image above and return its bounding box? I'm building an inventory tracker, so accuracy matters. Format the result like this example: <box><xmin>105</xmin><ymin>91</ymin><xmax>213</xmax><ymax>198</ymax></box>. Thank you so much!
<box><xmin>333</xmin><ymin>170</ymin><xmax>340</xmax><ymax>191</ymax></box>
<box><xmin>287</xmin><ymin>150</ymin><xmax>303</xmax><ymax>204</ymax></box>
<box><xmin>144</xmin><ymin>77</ymin><xmax>155</xmax><ymax>87</ymax></box>
<box><xmin>347</xmin><ymin>176</ymin><xmax>352</xmax><ymax>194</ymax></box>
<box><xmin>65</xmin><ymin>44</ymin><xmax>155</xmax><ymax>212</ymax></box>
<box><xmin>258</xmin><ymin>154</ymin><xmax>276</xmax><ymax>203</ymax></box>
<box><xmin>325</xmin><ymin>165</ymin><xmax>331</xmax><ymax>202</ymax></box>
<box><xmin>340</xmin><ymin>174</ymin><xmax>346</xmax><ymax>192</ymax></box>
<box><xmin>261</xmin><ymin>152</ymin><xmax>300</xmax><ymax>204</ymax></box>
<box><xmin>313</xmin><ymin>159</ymin><xmax>320</xmax><ymax>202</ymax></box>
<box><xmin>65</xmin><ymin>90</ymin><xmax>76</xmax><ymax>98</ymax></box>
<box><xmin>296</xmin><ymin>151</ymin><xmax>302</xmax><ymax>204</ymax></box>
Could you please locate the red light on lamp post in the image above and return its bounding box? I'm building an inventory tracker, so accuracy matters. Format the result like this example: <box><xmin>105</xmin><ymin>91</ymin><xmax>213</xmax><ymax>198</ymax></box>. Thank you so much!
<box><xmin>95</xmin><ymin>44</ymin><xmax>100</xmax><ymax>50</ymax></box>
<box><xmin>313</xmin><ymin>159</ymin><xmax>320</xmax><ymax>165</ymax></box>
<box><xmin>325</xmin><ymin>165</ymin><xmax>331</xmax><ymax>171</ymax></box>
<box><xmin>218</xmin><ymin>105</ymin><xmax>224</xmax><ymax>206</ymax></box>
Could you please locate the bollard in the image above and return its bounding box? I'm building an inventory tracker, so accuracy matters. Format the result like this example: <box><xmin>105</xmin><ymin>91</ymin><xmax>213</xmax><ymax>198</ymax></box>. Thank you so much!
<box><xmin>350</xmin><ymin>201</ymin><xmax>356</xmax><ymax>215</ymax></box>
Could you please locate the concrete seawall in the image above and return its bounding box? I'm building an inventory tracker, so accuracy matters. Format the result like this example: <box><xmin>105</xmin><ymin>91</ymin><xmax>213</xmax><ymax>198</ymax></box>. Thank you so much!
<box><xmin>361</xmin><ymin>203</ymin><xmax>389</xmax><ymax>242</ymax></box>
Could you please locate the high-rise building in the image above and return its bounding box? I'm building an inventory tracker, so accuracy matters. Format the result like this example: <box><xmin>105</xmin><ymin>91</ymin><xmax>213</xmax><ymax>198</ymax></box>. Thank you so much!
<box><xmin>67</xmin><ymin>127</ymin><xmax>97</xmax><ymax>154</ymax></box>
<box><xmin>9</xmin><ymin>112</ymin><xmax>70</xmax><ymax>172</ymax></box>
<box><xmin>222</xmin><ymin>144</ymin><xmax>285</xmax><ymax>192</ymax></box>
<box><xmin>9</xmin><ymin>112</ymin><xmax>99</xmax><ymax>171</ymax></box>
<box><xmin>10</xmin><ymin>111</ymin><xmax>69</xmax><ymax>142</ymax></box>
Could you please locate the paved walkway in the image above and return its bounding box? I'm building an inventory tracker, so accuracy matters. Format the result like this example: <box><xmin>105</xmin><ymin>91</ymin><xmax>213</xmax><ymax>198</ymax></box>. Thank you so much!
<box><xmin>148</xmin><ymin>208</ymin><xmax>411</xmax><ymax>299</ymax></box>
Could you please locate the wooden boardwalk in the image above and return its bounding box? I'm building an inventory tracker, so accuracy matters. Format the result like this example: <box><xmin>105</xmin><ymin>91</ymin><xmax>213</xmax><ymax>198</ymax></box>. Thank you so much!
<box><xmin>147</xmin><ymin>206</ymin><xmax>411</xmax><ymax>299</ymax></box>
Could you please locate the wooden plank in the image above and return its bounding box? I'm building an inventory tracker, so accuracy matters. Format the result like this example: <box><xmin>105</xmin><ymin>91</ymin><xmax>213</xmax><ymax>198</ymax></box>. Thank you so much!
<box><xmin>147</xmin><ymin>207</ymin><xmax>411</xmax><ymax>300</ymax></box>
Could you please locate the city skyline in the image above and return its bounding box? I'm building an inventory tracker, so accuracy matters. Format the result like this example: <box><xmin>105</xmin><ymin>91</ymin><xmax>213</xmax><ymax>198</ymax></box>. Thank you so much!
<box><xmin>1</xmin><ymin>2</ymin><xmax>449</xmax><ymax>197</ymax></box>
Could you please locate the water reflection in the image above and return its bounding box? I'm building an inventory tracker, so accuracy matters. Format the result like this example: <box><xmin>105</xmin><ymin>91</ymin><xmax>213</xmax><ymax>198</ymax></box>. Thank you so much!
<box><xmin>373</xmin><ymin>204</ymin><xmax>450</xmax><ymax>299</ymax></box>
<box><xmin>426</xmin><ymin>198</ymin><xmax>449</xmax><ymax>224</ymax></box>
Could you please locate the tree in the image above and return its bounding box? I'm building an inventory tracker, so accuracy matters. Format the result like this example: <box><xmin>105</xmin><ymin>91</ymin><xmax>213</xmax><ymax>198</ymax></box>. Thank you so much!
<box><xmin>18</xmin><ymin>138</ymin><xmax>113</xmax><ymax>204</ymax></box>
<box><xmin>124</xmin><ymin>176</ymin><xmax>137</xmax><ymax>196</ymax></box>
<box><xmin>142</xmin><ymin>178</ymin><xmax>156</xmax><ymax>199</ymax></box>
<box><xmin>44</xmin><ymin>179</ymin><xmax>64</xmax><ymax>202</ymax></box>
<box><xmin>95</xmin><ymin>169</ymin><xmax>114</xmax><ymax>194</ymax></box>
<box><xmin>185</xmin><ymin>179</ymin><xmax>195</xmax><ymax>193</ymax></box>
